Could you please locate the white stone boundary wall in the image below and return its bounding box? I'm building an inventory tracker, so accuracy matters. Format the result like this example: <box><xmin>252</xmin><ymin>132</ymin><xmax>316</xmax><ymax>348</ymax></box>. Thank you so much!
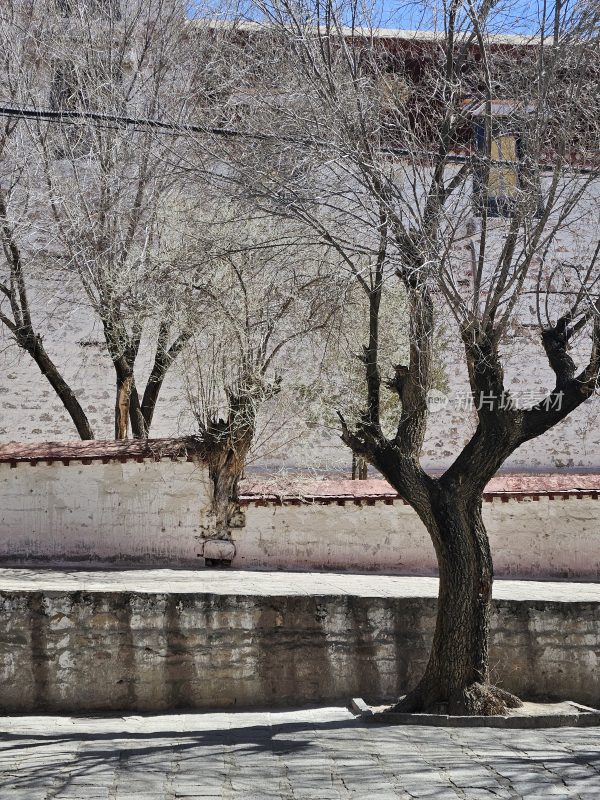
<box><xmin>0</xmin><ymin>448</ymin><xmax>212</xmax><ymax>566</ymax></box>
<box><xmin>238</xmin><ymin>494</ymin><xmax>600</xmax><ymax>579</ymax></box>
<box><xmin>0</xmin><ymin>441</ymin><xmax>598</xmax><ymax>577</ymax></box>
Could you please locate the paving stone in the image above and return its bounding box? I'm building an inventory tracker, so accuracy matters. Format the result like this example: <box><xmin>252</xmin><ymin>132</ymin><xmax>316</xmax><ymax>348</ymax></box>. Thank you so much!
<box><xmin>0</xmin><ymin>707</ymin><xmax>599</xmax><ymax>799</ymax></box>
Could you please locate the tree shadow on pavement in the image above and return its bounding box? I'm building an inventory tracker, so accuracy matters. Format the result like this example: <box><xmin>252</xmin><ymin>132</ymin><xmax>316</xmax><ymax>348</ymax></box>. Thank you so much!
<box><xmin>0</xmin><ymin>715</ymin><xmax>599</xmax><ymax>798</ymax></box>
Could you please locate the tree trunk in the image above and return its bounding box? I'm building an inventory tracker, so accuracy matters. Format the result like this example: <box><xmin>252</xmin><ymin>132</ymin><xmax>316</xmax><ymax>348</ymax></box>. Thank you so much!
<box><xmin>203</xmin><ymin>409</ymin><xmax>255</xmax><ymax>540</ymax></box>
<box><xmin>114</xmin><ymin>372</ymin><xmax>133</xmax><ymax>439</ymax></box>
<box><xmin>139</xmin><ymin>328</ymin><xmax>192</xmax><ymax>439</ymax></box>
<box><xmin>26</xmin><ymin>333</ymin><xmax>94</xmax><ymax>440</ymax></box>
<box><xmin>140</xmin><ymin>376</ymin><xmax>162</xmax><ymax>437</ymax></box>
<box><xmin>114</xmin><ymin>366</ymin><xmax>147</xmax><ymax>440</ymax></box>
<box><xmin>392</xmin><ymin>485</ymin><xmax>522</xmax><ymax>715</ymax></box>
<box><xmin>128</xmin><ymin>382</ymin><xmax>146</xmax><ymax>439</ymax></box>
<box><xmin>351</xmin><ymin>453</ymin><xmax>368</xmax><ymax>480</ymax></box>
<box><xmin>209</xmin><ymin>450</ymin><xmax>246</xmax><ymax>537</ymax></box>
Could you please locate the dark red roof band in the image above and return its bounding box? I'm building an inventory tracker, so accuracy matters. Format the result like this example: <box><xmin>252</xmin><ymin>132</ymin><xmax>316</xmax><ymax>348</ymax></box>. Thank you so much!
<box><xmin>0</xmin><ymin>439</ymin><xmax>598</xmax><ymax>501</ymax></box>
<box><xmin>0</xmin><ymin>437</ymin><xmax>204</xmax><ymax>466</ymax></box>
<box><xmin>239</xmin><ymin>481</ymin><xmax>600</xmax><ymax>504</ymax></box>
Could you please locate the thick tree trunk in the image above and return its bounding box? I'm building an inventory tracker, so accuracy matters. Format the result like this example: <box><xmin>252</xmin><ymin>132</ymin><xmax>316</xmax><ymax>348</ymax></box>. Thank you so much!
<box><xmin>203</xmin><ymin>408</ymin><xmax>255</xmax><ymax>540</ymax></box>
<box><xmin>209</xmin><ymin>451</ymin><xmax>246</xmax><ymax>537</ymax></box>
<box><xmin>392</xmin><ymin>486</ymin><xmax>522</xmax><ymax>715</ymax></box>
<box><xmin>202</xmin><ymin>440</ymin><xmax>250</xmax><ymax>567</ymax></box>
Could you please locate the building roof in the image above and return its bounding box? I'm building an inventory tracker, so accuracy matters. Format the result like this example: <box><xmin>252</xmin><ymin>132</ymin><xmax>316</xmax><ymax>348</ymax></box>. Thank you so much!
<box><xmin>199</xmin><ymin>19</ymin><xmax>547</xmax><ymax>48</ymax></box>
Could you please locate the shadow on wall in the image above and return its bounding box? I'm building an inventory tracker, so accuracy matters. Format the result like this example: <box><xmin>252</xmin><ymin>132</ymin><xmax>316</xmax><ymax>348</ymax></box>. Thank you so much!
<box><xmin>2</xmin><ymin>589</ymin><xmax>598</xmax><ymax>713</ymax></box>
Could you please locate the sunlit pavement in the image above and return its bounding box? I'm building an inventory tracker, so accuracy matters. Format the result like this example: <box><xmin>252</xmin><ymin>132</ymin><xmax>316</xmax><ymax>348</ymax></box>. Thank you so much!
<box><xmin>1</xmin><ymin>706</ymin><xmax>599</xmax><ymax>799</ymax></box>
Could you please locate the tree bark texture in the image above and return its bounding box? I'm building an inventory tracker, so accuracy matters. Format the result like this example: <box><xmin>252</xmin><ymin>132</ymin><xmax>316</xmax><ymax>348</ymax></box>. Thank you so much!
<box><xmin>208</xmin><ymin>445</ymin><xmax>249</xmax><ymax>537</ymax></box>
<box><xmin>352</xmin><ymin>453</ymin><xmax>368</xmax><ymax>480</ymax></box>
<box><xmin>392</xmin><ymin>485</ymin><xmax>521</xmax><ymax>715</ymax></box>
<box><xmin>201</xmin><ymin>394</ymin><xmax>256</xmax><ymax>539</ymax></box>
<box><xmin>114</xmin><ymin>372</ymin><xmax>132</xmax><ymax>440</ymax></box>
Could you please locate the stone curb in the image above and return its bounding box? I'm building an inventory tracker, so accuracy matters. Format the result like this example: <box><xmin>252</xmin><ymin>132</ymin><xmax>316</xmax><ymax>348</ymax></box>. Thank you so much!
<box><xmin>349</xmin><ymin>698</ymin><xmax>600</xmax><ymax>728</ymax></box>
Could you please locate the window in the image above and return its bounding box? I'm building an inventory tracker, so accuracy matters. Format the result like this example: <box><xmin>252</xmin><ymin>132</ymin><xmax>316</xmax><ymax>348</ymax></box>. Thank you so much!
<box><xmin>488</xmin><ymin>133</ymin><xmax>519</xmax><ymax>200</ymax></box>
<box><xmin>468</xmin><ymin>101</ymin><xmax>540</xmax><ymax>218</ymax></box>
<box><xmin>54</xmin><ymin>0</ymin><xmax>121</xmax><ymax>20</ymax></box>
<box><xmin>49</xmin><ymin>54</ymin><xmax>124</xmax><ymax>159</ymax></box>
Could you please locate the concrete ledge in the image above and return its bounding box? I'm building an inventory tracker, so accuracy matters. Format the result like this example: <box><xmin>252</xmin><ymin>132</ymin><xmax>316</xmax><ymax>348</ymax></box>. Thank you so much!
<box><xmin>350</xmin><ymin>698</ymin><xmax>600</xmax><ymax>728</ymax></box>
<box><xmin>0</xmin><ymin>570</ymin><xmax>599</xmax><ymax>713</ymax></box>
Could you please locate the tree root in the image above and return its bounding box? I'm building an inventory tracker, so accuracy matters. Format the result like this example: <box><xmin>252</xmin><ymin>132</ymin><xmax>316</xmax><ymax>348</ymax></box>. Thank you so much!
<box><xmin>451</xmin><ymin>682</ymin><xmax>523</xmax><ymax>716</ymax></box>
<box><xmin>384</xmin><ymin>682</ymin><xmax>523</xmax><ymax>717</ymax></box>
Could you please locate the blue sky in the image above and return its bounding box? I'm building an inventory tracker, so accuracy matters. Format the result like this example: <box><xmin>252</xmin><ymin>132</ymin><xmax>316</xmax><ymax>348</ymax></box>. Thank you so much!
<box><xmin>370</xmin><ymin>1</ymin><xmax>563</xmax><ymax>36</ymax></box>
<box><xmin>193</xmin><ymin>0</ymin><xmax>569</xmax><ymax>37</ymax></box>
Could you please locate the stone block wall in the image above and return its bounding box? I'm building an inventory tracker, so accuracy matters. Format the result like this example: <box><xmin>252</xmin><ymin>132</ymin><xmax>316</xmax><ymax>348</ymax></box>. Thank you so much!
<box><xmin>0</xmin><ymin>577</ymin><xmax>598</xmax><ymax>712</ymax></box>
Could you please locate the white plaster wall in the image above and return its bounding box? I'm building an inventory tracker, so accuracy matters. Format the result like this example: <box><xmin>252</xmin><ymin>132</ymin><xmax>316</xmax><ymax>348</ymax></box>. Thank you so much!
<box><xmin>485</xmin><ymin>496</ymin><xmax>600</xmax><ymax>578</ymax></box>
<box><xmin>238</xmin><ymin>496</ymin><xmax>600</xmax><ymax>579</ymax></box>
<box><xmin>0</xmin><ymin>459</ymin><xmax>211</xmax><ymax>565</ymax></box>
<box><xmin>238</xmin><ymin>501</ymin><xmax>431</xmax><ymax>574</ymax></box>
<box><xmin>0</xmin><ymin>300</ymin><xmax>188</xmax><ymax>443</ymax></box>
<box><xmin>2</xmin><ymin>283</ymin><xmax>600</xmax><ymax>472</ymax></box>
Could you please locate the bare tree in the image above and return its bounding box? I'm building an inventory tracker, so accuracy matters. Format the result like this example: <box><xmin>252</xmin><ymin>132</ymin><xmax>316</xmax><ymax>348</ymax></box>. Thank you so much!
<box><xmin>208</xmin><ymin>0</ymin><xmax>600</xmax><ymax>713</ymax></box>
<box><xmin>297</xmin><ymin>278</ymin><xmax>450</xmax><ymax>478</ymax></box>
<box><xmin>0</xmin><ymin>1</ymin><xmax>95</xmax><ymax>438</ymax></box>
<box><xmin>0</xmin><ymin>0</ymin><xmax>215</xmax><ymax>439</ymax></box>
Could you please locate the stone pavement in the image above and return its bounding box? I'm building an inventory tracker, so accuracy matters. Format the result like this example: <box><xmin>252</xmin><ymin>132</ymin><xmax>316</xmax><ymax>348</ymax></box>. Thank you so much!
<box><xmin>1</xmin><ymin>706</ymin><xmax>599</xmax><ymax>799</ymax></box>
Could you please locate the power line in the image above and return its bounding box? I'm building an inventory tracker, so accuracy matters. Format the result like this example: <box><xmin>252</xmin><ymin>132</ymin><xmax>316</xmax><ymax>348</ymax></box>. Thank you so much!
<box><xmin>0</xmin><ymin>103</ymin><xmax>595</xmax><ymax>175</ymax></box>
<box><xmin>0</xmin><ymin>102</ymin><xmax>513</xmax><ymax>165</ymax></box>
<box><xmin>0</xmin><ymin>104</ymin><xmax>272</xmax><ymax>141</ymax></box>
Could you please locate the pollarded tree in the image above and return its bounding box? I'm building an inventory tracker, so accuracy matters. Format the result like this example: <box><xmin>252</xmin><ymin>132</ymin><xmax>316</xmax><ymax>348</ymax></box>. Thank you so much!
<box><xmin>177</xmin><ymin>202</ymin><xmax>342</xmax><ymax>538</ymax></box>
<box><xmin>209</xmin><ymin>0</ymin><xmax>600</xmax><ymax>713</ymax></box>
